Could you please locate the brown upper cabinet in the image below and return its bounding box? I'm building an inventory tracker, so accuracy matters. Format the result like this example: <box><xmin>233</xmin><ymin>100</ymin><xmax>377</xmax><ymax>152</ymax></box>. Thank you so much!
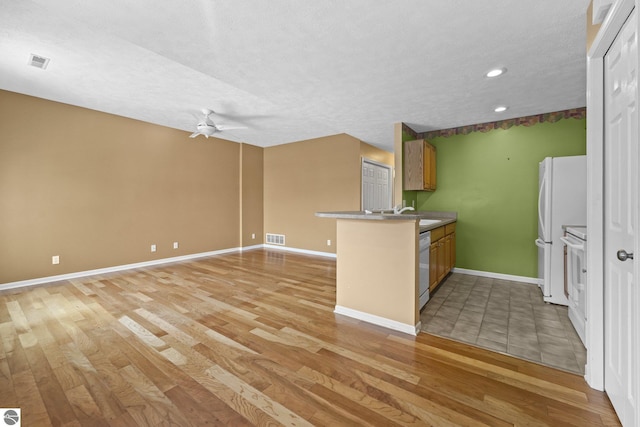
<box><xmin>404</xmin><ymin>139</ymin><xmax>436</xmax><ymax>191</ymax></box>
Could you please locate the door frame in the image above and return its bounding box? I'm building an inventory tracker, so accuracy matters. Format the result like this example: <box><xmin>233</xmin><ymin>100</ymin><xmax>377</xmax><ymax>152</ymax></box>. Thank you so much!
<box><xmin>586</xmin><ymin>0</ymin><xmax>637</xmax><ymax>394</ymax></box>
<box><xmin>361</xmin><ymin>157</ymin><xmax>393</xmax><ymax>210</ymax></box>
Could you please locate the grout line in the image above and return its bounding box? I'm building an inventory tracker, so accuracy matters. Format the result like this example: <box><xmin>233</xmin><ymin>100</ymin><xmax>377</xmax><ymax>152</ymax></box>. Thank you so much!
<box><xmin>422</xmin><ymin>273</ymin><xmax>586</xmax><ymax>374</ymax></box>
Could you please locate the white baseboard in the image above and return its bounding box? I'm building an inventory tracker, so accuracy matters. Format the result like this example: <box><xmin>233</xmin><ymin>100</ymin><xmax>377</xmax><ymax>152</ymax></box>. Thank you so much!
<box><xmin>452</xmin><ymin>267</ymin><xmax>540</xmax><ymax>285</ymax></box>
<box><xmin>263</xmin><ymin>244</ymin><xmax>336</xmax><ymax>258</ymax></box>
<box><xmin>0</xmin><ymin>244</ymin><xmax>337</xmax><ymax>291</ymax></box>
<box><xmin>334</xmin><ymin>305</ymin><xmax>420</xmax><ymax>336</ymax></box>
<box><xmin>240</xmin><ymin>244</ymin><xmax>265</xmax><ymax>251</ymax></box>
<box><xmin>0</xmin><ymin>247</ymin><xmax>243</xmax><ymax>291</ymax></box>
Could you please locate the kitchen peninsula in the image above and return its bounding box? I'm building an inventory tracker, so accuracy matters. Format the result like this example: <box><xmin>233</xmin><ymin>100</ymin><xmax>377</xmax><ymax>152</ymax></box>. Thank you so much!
<box><xmin>316</xmin><ymin>210</ymin><xmax>456</xmax><ymax>335</ymax></box>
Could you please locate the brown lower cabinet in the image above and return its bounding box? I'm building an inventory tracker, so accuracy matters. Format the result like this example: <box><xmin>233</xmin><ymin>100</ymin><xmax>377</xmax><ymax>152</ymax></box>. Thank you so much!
<box><xmin>429</xmin><ymin>222</ymin><xmax>456</xmax><ymax>292</ymax></box>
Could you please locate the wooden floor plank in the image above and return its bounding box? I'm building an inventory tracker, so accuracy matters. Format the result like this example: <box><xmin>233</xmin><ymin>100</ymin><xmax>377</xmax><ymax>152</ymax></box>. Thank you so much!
<box><xmin>65</xmin><ymin>384</ymin><xmax>109</xmax><ymax>427</ymax></box>
<box><xmin>0</xmin><ymin>249</ymin><xmax>621</xmax><ymax>426</ymax></box>
<box><xmin>11</xmin><ymin>368</ymin><xmax>52</xmax><ymax>426</ymax></box>
<box><xmin>0</xmin><ymin>356</ymin><xmax>17</xmax><ymax>408</ymax></box>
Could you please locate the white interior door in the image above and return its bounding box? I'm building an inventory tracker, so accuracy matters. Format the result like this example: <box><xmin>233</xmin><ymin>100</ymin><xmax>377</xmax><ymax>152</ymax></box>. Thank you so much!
<box><xmin>604</xmin><ymin>8</ymin><xmax>639</xmax><ymax>426</ymax></box>
<box><xmin>362</xmin><ymin>159</ymin><xmax>392</xmax><ymax>211</ymax></box>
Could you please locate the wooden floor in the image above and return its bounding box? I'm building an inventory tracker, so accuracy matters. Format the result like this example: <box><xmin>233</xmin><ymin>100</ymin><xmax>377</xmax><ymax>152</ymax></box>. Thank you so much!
<box><xmin>0</xmin><ymin>249</ymin><xmax>620</xmax><ymax>426</ymax></box>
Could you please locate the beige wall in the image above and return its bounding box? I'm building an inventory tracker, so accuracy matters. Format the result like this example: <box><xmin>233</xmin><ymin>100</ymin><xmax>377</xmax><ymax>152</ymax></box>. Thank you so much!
<box><xmin>1</xmin><ymin>90</ymin><xmax>394</xmax><ymax>283</ymax></box>
<box><xmin>264</xmin><ymin>134</ymin><xmax>360</xmax><ymax>253</ymax></box>
<box><xmin>359</xmin><ymin>141</ymin><xmax>394</xmax><ymax>165</ymax></box>
<box><xmin>241</xmin><ymin>143</ymin><xmax>264</xmax><ymax>246</ymax></box>
<box><xmin>0</xmin><ymin>90</ymin><xmax>240</xmax><ymax>284</ymax></box>
<box><xmin>264</xmin><ymin>134</ymin><xmax>393</xmax><ymax>254</ymax></box>
<box><xmin>336</xmin><ymin>219</ymin><xmax>418</xmax><ymax>328</ymax></box>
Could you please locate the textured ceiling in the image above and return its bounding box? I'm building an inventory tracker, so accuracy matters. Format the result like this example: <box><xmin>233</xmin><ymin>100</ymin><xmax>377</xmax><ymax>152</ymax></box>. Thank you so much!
<box><xmin>0</xmin><ymin>1</ymin><xmax>591</xmax><ymax>152</ymax></box>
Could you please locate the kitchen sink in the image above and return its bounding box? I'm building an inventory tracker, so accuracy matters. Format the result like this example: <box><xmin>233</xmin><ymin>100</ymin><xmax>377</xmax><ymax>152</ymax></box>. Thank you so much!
<box><xmin>419</xmin><ymin>219</ymin><xmax>442</xmax><ymax>226</ymax></box>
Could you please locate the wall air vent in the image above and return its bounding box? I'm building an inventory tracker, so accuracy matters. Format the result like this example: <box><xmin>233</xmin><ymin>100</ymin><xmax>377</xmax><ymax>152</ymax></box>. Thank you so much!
<box><xmin>29</xmin><ymin>54</ymin><xmax>50</xmax><ymax>70</ymax></box>
<box><xmin>265</xmin><ymin>233</ymin><xmax>285</xmax><ymax>245</ymax></box>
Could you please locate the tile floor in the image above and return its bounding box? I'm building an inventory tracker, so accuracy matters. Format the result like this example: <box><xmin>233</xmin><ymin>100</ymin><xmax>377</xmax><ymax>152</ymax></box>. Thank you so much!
<box><xmin>420</xmin><ymin>272</ymin><xmax>587</xmax><ymax>374</ymax></box>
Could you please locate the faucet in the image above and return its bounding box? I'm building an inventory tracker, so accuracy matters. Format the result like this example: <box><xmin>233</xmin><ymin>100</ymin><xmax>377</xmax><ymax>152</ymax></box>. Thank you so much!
<box><xmin>393</xmin><ymin>204</ymin><xmax>415</xmax><ymax>214</ymax></box>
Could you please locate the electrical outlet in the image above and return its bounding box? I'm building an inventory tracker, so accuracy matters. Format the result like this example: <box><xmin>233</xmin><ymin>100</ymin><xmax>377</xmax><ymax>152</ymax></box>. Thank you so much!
<box><xmin>52</xmin><ymin>255</ymin><xmax>60</xmax><ymax>265</ymax></box>
<box><xmin>251</xmin><ymin>233</ymin><xmax>256</xmax><ymax>239</ymax></box>
<box><xmin>173</xmin><ymin>242</ymin><xmax>179</xmax><ymax>249</ymax></box>
<box><xmin>151</xmin><ymin>244</ymin><xmax>157</xmax><ymax>252</ymax></box>
<box><xmin>327</xmin><ymin>239</ymin><xmax>331</xmax><ymax>246</ymax></box>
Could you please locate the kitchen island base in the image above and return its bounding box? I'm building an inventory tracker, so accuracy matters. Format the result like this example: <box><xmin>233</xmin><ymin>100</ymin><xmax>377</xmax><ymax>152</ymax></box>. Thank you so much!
<box><xmin>334</xmin><ymin>219</ymin><xmax>420</xmax><ymax>335</ymax></box>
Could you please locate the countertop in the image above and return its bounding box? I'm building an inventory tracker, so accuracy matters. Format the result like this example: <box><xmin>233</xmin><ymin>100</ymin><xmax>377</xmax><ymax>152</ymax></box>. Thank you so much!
<box><xmin>316</xmin><ymin>210</ymin><xmax>457</xmax><ymax>232</ymax></box>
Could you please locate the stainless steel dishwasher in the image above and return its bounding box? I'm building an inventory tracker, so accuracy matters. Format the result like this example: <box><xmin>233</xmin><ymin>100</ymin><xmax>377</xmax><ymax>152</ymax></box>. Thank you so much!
<box><xmin>419</xmin><ymin>230</ymin><xmax>431</xmax><ymax>309</ymax></box>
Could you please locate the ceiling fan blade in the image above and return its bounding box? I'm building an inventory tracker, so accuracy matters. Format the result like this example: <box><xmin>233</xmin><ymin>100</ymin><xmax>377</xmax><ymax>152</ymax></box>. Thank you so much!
<box><xmin>215</xmin><ymin>125</ymin><xmax>248</xmax><ymax>131</ymax></box>
<box><xmin>213</xmin><ymin>111</ymin><xmax>271</xmax><ymax>123</ymax></box>
<box><xmin>191</xmin><ymin>109</ymin><xmax>248</xmax><ymax>136</ymax></box>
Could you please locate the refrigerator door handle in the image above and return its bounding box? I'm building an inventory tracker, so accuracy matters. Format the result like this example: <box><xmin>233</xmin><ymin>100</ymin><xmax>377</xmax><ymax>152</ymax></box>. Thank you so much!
<box><xmin>538</xmin><ymin>174</ymin><xmax>547</xmax><ymax>240</ymax></box>
<box><xmin>535</xmin><ymin>238</ymin><xmax>546</xmax><ymax>248</ymax></box>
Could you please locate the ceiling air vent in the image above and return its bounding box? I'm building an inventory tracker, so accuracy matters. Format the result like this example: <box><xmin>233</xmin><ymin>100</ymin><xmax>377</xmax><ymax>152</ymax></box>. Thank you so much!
<box><xmin>28</xmin><ymin>54</ymin><xmax>50</xmax><ymax>70</ymax></box>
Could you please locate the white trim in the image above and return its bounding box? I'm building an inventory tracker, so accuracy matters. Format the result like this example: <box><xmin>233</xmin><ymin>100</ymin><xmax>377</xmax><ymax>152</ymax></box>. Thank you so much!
<box><xmin>586</xmin><ymin>56</ymin><xmax>606</xmax><ymax>391</ymax></box>
<box><xmin>588</xmin><ymin>0</ymin><xmax>636</xmax><ymax>58</ymax></box>
<box><xmin>263</xmin><ymin>244</ymin><xmax>336</xmax><ymax>258</ymax></box>
<box><xmin>592</xmin><ymin>0</ymin><xmax>614</xmax><ymax>25</ymax></box>
<box><xmin>1</xmin><ymin>244</ymin><xmax>336</xmax><ymax>292</ymax></box>
<box><xmin>0</xmin><ymin>247</ymin><xmax>243</xmax><ymax>291</ymax></box>
<box><xmin>584</xmin><ymin>0</ymin><xmax>636</xmax><ymax>392</ymax></box>
<box><xmin>334</xmin><ymin>305</ymin><xmax>420</xmax><ymax>336</ymax></box>
<box><xmin>240</xmin><ymin>244</ymin><xmax>265</xmax><ymax>252</ymax></box>
<box><xmin>452</xmin><ymin>267</ymin><xmax>540</xmax><ymax>285</ymax></box>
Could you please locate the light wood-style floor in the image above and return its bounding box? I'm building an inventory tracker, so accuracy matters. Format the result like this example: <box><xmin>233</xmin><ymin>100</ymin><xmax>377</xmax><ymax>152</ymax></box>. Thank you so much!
<box><xmin>0</xmin><ymin>249</ymin><xmax>620</xmax><ymax>426</ymax></box>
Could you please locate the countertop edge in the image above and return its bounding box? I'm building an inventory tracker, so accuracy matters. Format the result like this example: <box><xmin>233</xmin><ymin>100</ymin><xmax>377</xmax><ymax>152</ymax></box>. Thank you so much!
<box><xmin>315</xmin><ymin>211</ymin><xmax>457</xmax><ymax>232</ymax></box>
<box><xmin>419</xmin><ymin>218</ymin><xmax>456</xmax><ymax>232</ymax></box>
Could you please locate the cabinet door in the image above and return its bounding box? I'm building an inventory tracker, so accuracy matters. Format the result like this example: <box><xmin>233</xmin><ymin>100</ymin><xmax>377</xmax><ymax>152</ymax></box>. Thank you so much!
<box><xmin>404</xmin><ymin>139</ymin><xmax>424</xmax><ymax>190</ymax></box>
<box><xmin>437</xmin><ymin>240</ymin><xmax>446</xmax><ymax>282</ymax></box>
<box><xmin>429</xmin><ymin>143</ymin><xmax>437</xmax><ymax>190</ymax></box>
<box><xmin>444</xmin><ymin>234</ymin><xmax>452</xmax><ymax>276</ymax></box>
<box><xmin>423</xmin><ymin>140</ymin><xmax>431</xmax><ymax>189</ymax></box>
<box><xmin>450</xmin><ymin>231</ymin><xmax>456</xmax><ymax>270</ymax></box>
<box><xmin>404</xmin><ymin>139</ymin><xmax>436</xmax><ymax>191</ymax></box>
<box><xmin>423</xmin><ymin>142</ymin><xmax>437</xmax><ymax>191</ymax></box>
<box><xmin>429</xmin><ymin>242</ymin><xmax>438</xmax><ymax>291</ymax></box>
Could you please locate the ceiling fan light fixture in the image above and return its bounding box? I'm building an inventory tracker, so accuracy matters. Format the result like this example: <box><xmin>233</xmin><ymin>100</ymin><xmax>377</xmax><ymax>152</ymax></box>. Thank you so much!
<box><xmin>189</xmin><ymin>108</ymin><xmax>248</xmax><ymax>139</ymax></box>
<box><xmin>486</xmin><ymin>67</ymin><xmax>506</xmax><ymax>78</ymax></box>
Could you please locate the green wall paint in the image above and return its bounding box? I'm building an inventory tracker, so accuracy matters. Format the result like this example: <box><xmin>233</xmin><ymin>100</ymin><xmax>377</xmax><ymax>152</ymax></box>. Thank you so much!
<box><xmin>417</xmin><ymin>118</ymin><xmax>586</xmax><ymax>278</ymax></box>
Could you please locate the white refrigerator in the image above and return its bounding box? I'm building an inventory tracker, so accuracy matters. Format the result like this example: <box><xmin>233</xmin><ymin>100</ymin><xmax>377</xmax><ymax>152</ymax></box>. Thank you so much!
<box><xmin>534</xmin><ymin>155</ymin><xmax>586</xmax><ymax>305</ymax></box>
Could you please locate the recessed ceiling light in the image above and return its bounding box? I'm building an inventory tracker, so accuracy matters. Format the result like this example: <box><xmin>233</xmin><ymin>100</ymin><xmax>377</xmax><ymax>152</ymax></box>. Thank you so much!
<box><xmin>494</xmin><ymin>105</ymin><xmax>508</xmax><ymax>113</ymax></box>
<box><xmin>486</xmin><ymin>68</ymin><xmax>506</xmax><ymax>78</ymax></box>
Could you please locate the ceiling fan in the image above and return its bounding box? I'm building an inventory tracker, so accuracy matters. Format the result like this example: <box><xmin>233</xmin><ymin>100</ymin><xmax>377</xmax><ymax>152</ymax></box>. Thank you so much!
<box><xmin>189</xmin><ymin>109</ymin><xmax>247</xmax><ymax>139</ymax></box>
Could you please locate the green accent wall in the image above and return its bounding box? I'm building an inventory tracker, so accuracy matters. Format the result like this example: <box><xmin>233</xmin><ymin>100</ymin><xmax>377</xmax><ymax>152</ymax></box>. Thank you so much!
<box><xmin>416</xmin><ymin>118</ymin><xmax>586</xmax><ymax>278</ymax></box>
